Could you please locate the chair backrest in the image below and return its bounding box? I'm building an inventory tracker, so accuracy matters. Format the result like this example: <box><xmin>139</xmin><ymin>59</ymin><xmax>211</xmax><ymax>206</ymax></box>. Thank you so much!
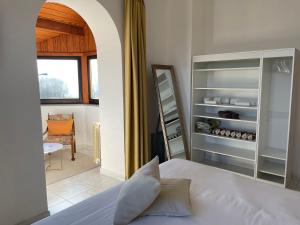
<box><xmin>48</xmin><ymin>113</ymin><xmax>74</xmax><ymax>121</ymax></box>
<box><xmin>47</xmin><ymin>113</ymin><xmax>75</xmax><ymax>134</ymax></box>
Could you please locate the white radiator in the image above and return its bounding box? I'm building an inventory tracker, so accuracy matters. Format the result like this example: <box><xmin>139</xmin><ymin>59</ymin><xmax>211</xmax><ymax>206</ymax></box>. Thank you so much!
<box><xmin>93</xmin><ymin>122</ymin><xmax>101</xmax><ymax>166</ymax></box>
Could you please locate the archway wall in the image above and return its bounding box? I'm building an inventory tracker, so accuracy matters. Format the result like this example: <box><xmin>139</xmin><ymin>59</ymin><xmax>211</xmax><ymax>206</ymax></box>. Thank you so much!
<box><xmin>0</xmin><ymin>0</ymin><xmax>124</xmax><ymax>224</ymax></box>
<box><xmin>0</xmin><ymin>1</ymin><xmax>48</xmax><ymax>224</ymax></box>
<box><xmin>50</xmin><ymin>0</ymin><xmax>125</xmax><ymax>179</ymax></box>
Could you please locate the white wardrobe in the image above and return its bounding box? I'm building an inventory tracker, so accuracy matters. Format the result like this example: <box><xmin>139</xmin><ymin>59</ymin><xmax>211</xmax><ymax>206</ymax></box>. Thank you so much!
<box><xmin>191</xmin><ymin>48</ymin><xmax>300</xmax><ymax>187</ymax></box>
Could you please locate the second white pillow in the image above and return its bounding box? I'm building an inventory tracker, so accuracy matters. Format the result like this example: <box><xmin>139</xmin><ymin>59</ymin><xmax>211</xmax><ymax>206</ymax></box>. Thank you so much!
<box><xmin>142</xmin><ymin>178</ymin><xmax>192</xmax><ymax>217</ymax></box>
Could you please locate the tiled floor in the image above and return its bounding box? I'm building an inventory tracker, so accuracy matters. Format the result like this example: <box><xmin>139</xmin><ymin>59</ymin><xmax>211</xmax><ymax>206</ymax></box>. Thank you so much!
<box><xmin>45</xmin><ymin>148</ymin><xmax>98</xmax><ymax>185</ymax></box>
<box><xmin>47</xmin><ymin>167</ymin><xmax>121</xmax><ymax>215</ymax></box>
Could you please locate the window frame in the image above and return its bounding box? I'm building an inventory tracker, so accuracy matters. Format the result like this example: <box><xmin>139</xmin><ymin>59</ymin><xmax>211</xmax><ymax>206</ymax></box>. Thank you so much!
<box><xmin>37</xmin><ymin>56</ymin><xmax>83</xmax><ymax>105</ymax></box>
<box><xmin>87</xmin><ymin>55</ymin><xmax>99</xmax><ymax>105</ymax></box>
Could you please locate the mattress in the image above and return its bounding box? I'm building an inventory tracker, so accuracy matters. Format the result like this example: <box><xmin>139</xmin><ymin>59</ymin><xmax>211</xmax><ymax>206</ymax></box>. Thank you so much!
<box><xmin>33</xmin><ymin>159</ymin><xmax>300</xmax><ymax>225</ymax></box>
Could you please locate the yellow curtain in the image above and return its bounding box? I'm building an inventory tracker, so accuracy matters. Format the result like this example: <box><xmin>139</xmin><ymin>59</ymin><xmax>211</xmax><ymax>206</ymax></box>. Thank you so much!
<box><xmin>124</xmin><ymin>0</ymin><xmax>149</xmax><ymax>179</ymax></box>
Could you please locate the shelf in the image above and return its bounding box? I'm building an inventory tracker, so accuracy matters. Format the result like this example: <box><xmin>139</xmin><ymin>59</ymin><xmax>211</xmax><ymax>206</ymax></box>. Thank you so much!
<box><xmin>194</xmin><ymin>132</ymin><xmax>256</xmax><ymax>143</ymax></box>
<box><xmin>169</xmin><ymin>135</ymin><xmax>182</xmax><ymax>142</ymax></box>
<box><xmin>161</xmin><ymin>93</ymin><xmax>174</xmax><ymax>102</ymax></box>
<box><xmin>199</xmin><ymin>159</ymin><xmax>254</xmax><ymax>177</ymax></box>
<box><xmin>259</xmin><ymin>161</ymin><xmax>285</xmax><ymax>177</ymax></box>
<box><xmin>166</xmin><ymin>118</ymin><xmax>179</xmax><ymax>127</ymax></box>
<box><xmin>171</xmin><ymin>151</ymin><xmax>185</xmax><ymax>157</ymax></box>
<box><xmin>260</xmin><ymin>148</ymin><xmax>286</xmax><ymax>161</ymax></box>
<box><xmin>193</xmin><ymin>143</ymin><xmax>255</xmax><ymax>161</ymax></box>
<box><xmin>193</xmin><ymin>113</ymin><xmax>257</xmax><ymax>124</ymax></box>
<box><xmin>194</xmin><ymin>103</ymin><xmax>258</xmax><ymax>110</ymax></box>
<box><xmin>164</xmin><ymin>107</ymin><xmax>177</xmax><ymax>116</ymax></box>
<box><xmin>191</xmin><ymin>50</ymin><xmax>295</xmax><ymax>183</ymax></box>
<box><xmin>257</xmin><ymin>174</ymin><xmax>284</xmax><ymax>185</ymax></box>
<box><xmin>158</xmin><ymin>79</ymin><xmax>169</xmax><ymax>86</ymax></box>
<box><xmin>194</xmin><ymin>67</ymin><xmax>260</xmax><ymax>72</ymax></box>
<box><xmin>193</xmin><ymin>87</ymin><xmax>258</xmax><ymax>91</ymax></box>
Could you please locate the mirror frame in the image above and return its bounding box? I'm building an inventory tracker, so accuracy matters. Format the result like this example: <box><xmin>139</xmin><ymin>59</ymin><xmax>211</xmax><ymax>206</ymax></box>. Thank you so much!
<box><xmin>152</xmin><ymin>64</ymin><xmax>190</xmax><ymax>160</ymax></box>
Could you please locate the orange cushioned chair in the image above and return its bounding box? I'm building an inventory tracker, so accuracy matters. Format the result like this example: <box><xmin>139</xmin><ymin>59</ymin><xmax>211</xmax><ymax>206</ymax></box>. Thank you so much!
<box><xmin>43</xmin><ymin>113</ymin><xmax>76</xmax><ymax>161</ymax></box>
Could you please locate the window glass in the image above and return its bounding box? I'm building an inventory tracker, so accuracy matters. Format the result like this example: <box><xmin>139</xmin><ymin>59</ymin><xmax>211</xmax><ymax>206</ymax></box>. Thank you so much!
<box><xmin>89</xmin><ymin>58</ymin><xmax>99</xmax><ymax>101</ymax></box>
<box><xmin>37</xmin><ymin>58</ymin><xmax>80</xmax><ymax>100</ymax></box>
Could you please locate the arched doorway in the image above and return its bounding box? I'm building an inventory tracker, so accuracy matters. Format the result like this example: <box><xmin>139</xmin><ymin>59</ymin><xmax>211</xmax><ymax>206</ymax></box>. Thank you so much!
<box><xmin>35</xmin><ymin>2</ymin><xmax>119</xmax><ymax>212</ymax></box>
<box><xmin>36</xmin><ymin>0</ymin><xmax>124</xmax><ymax>213</ymax></box>
<box><xmin>40</xmin><ymin>0</ymin><xmax>125</xmax><ymax>179</ymax></box>
<box><xmin>34</xmin><ymin>0</ymin><xmax>125</xmax><ymax>215</ymax></box>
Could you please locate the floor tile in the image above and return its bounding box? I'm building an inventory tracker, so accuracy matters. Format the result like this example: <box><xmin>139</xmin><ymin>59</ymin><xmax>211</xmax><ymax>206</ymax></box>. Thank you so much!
<box><xmin>46</xmin><ymin>167</ymin><xmax>121</xmax><ymax>215</ymax></box>
<box><xmin>67</xmin><ymin>190</ymin><xmax>95</xmax><ymax>204</ymax></box>
<box><xmin>49</xmin><ymin>183</ymin><xmax>93</xmax><ymax>199</ymax></box>
<box><xmin>48</xmin><ymin>200</ymin><xmax>73</xmax><ymax>215</ymax></box>
<box><xmin>47</xmin><ymin>191</ymin><xmax>66</xmax><ymax>208</ymax></box>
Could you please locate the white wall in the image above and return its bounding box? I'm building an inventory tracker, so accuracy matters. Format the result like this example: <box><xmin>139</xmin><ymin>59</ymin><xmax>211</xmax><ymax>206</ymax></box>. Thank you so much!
<box><xmin>0</xmin><ymin>0</ymin><xmax>124</xmax><ymax>224</ymax></box>
<box><xmin>192</xmin><ymin>0</ymin><xmax>300</xmax><ymax>55</ymax></box>
<box><xmin>145</xmin><ymin>0</ymin><xmax>193</xmax><ymax>150</ymax></box>
<box><xmin>164</xmin><ymin>0</ymin><xmax>193</xmax><ymax>145</ymax></box>
<box><xmin>0</xmin><ymin>1</ymin><xmax>48</xmax><ymax>224</ymax></box>
<box><xmin>145</xmin><ymin>0</ymin><xmax>169</xmax><ymax>133</ymax></box>
<box><xmin>85</xmin><ymin>105</ymin><xmax>101</xmax><ymax>146</ymax></box>
<box><xmin>41</xmin><ymin>105</ymin><xmax>100</xmax><ymax>149</ymax></box>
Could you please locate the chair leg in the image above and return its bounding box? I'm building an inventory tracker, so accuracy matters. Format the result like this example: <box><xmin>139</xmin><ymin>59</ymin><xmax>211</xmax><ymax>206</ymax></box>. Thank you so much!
<box><xmin>74</xmin><ymin>141</ymin><xmax>77</xmax><ymax>153</ymax></box>
<box><xmin>71</xmin><ymin>142</ymin><xmax>75</xmax><ymax>161</ymax></box>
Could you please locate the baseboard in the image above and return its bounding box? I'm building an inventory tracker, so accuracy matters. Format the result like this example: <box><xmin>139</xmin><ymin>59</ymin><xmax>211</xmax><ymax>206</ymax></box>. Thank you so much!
<box><xmin>63</xmin><ymin>144</ymin><xmax>93</xmax><ymax>151</ymax></box>
<box><xmin>100</xmin><ymin>168</ymin><xmax>125</xmax><ymax>181</ymax></box>
<box><xmin>75</xmin><ymin>145</ymin><xmax>94</xmax><ymax>158</ymax></box>
<box><xmin>77</xmin><ymin>144</ymin><xmax>93</xmax><ymax>151</ymax></box>
<box><xmin>16</xmin><ymin>211</ymin><xmax>50</xmax><ymax>225</ymax></box>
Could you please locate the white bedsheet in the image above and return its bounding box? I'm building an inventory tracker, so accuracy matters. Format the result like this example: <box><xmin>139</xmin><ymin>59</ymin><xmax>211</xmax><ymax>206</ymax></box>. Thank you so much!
<box><xmin>33</xmin><ymin>159</ymin><xmax>300</xmax><ymax>225</ymax></box>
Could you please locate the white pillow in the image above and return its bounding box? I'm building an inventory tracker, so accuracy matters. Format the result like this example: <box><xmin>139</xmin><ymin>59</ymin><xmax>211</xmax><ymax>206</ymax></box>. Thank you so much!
<box><xmin>133</xmin><ymin>156</ymin><xmax>160</xmax><ymax>180</ymax></box>
<box><xmin>142</xmin><ymin>178</ymin><xmax>192</xmax><ymax>217</ymax></box>
<box><xmin>113</xmin><ymin>174</ymin><xmax>161</xmax><ymax>225</ymax></box>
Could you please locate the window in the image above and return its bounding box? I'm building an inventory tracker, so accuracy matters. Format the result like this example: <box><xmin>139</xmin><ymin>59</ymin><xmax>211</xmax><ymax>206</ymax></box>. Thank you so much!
<box><xmin>37</xmin><ymin>57</ymin><xmax>82</xmax><ymax>104</ymax></box>
<box><xmin>88</xmin><ymin>56</ymin><xmax>99</xmax><ymax>104</ymax></box>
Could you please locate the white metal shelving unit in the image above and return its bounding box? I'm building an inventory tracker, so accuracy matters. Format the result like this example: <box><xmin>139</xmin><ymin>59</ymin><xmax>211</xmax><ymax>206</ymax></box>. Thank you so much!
<box><xmin>193</xmin><ymin>113</ymin><xmax>257</xmax><ymax>124</ymax></box>
<box><xmin>194</xmin><ymin>103</ymin><xmax>258</xmax><ymax>110</ymax></box>
<box><xmin>191</xmin><ymin>48</ymin><xmax>299</xmax><ymax>188</ymax></box>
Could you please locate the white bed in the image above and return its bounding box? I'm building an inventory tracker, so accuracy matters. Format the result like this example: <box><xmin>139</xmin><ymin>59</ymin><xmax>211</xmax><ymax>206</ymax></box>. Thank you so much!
<box><xmin>34</xmin><ymin>159</ymin><xmax>300</xmax><ymax>225</ymax></box>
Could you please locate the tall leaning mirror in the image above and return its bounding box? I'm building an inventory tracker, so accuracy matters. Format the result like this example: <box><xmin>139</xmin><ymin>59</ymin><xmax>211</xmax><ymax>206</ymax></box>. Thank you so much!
<box><xmin>152</xmin><ymin>65</ymin><xmax>190</xmax><ymax>160</ymax></box>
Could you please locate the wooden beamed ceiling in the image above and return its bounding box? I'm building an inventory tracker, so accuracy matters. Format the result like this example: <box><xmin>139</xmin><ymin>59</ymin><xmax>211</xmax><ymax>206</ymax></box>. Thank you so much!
<box><xmin>36</xmin><ymin>3</ymin><xmax>87</xmax><ymax>43</ymax></box>
<box><xmin>36</xmin><ymin>18</ymin><xmax>84</xmax><ymax>36</ymax></box>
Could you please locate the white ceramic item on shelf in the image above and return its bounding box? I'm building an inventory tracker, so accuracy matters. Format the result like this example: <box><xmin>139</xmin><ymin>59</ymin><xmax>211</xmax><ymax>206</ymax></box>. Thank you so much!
<box><xmin>229</xmin><ymin>98</ymin><xmax>238</xmax><ymax>105</ymax></box>
<box><xmin>221</xmin><ymin>97</ymin><xmax>230</xmax><ymax>105</ymax></box>
<box><xmin>213</xmin><ymin>97</ymin><xmax>221</xmax><ymax>104</ymax></box>
<box><xmin>235</xmin><ymin>100</ymin><xmax>251</xmax><ymax>107</ymax></box>
<box><xmin>230</xmin><ymin>97</ymin><xmax>257</xmax><ymax>107</ymax></box>
<box><xmin>203</xmin><ymin>97</ymin><xmax>216</xmax><ymax>104</ymax></box>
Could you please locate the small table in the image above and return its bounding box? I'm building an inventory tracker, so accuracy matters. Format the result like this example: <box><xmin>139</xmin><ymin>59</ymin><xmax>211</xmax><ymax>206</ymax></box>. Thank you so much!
<box><xmin>44</xmin><ymin>143</ymin><xmax>64</xmax><ymax>170</ymax></box>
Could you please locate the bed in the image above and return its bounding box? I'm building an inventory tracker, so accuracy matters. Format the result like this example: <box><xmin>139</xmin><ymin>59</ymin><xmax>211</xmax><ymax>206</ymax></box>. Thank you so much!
<box><xmin>34</xmin><ymin>159</ymin><xmax>300</xmax><ymax>225</ymax></box>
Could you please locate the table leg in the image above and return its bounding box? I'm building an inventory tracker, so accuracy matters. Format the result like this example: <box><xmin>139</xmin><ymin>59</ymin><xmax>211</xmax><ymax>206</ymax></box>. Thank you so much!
<box><xmin>48</xmin><ymin>153</ymin><xmax>52</xmax><ymax>168</ymax></box>
<box><xmin>44</xmin><ymin>153</ymin><xmax>51</xmax><ymax>170</ymax></box>
<box><xmin>60</xmin><ymin>149</ymin><xmax>63</xmax><ymax>170</ymax></box>
<box><xmin>45</xmin><ymin>150</ymin><xmax>63</xmax><ymax>171</ymax></box>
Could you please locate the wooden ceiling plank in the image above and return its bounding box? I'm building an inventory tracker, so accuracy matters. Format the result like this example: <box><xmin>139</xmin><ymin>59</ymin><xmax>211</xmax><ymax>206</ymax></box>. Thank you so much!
<box><xmin>36</xmin><ymin>18</ymin><xmax>84</xmax><ymax>36</ymax></box>
<box><xmin>38</xmin><ymin>3</ymin><xmax>86</xmax><ymax>27</ymax></box>
<box><xmin>38</xmin><ymin>14</ymin><xmax>85</xmax><ymax>27</ymax></box>
<box><xmin>43</xmin><ymin>6</ymin><xmax>80</xmax><ymax>17</ymax></box>
<box><xmin>39</xmin><ymin>8</ymin><xmax>81</xmax><ymax>20</ymax></box>
<box><xmin>36</xmin><ymin>27</ymin><xmax>62</xmax><ymax>42</ymax></box>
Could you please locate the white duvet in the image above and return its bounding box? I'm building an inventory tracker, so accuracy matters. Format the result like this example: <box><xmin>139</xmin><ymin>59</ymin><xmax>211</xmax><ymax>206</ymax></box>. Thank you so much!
<box><xmin>34</xmin><ymin>159</ymin><xmax>300</xmax><ymax>225</ymax></box>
